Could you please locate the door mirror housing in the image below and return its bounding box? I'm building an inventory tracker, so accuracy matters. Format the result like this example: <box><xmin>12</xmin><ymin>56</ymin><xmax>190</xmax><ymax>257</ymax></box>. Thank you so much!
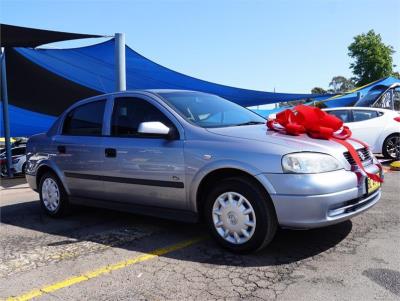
<box><xmin>138</xmin><ymin>121</ymin><xmax>172</xmax><ymax>138</ymax></box>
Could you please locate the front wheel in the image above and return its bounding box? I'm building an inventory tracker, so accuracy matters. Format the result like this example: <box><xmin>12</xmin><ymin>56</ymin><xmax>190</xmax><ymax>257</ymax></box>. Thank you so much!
<box><xmin>383</xmin><ymin>134</ymin><xmax>400</xmax><ymax>159</ymax></box>
<box><xmin>204</xmin><ymin>177</ymin><xmax>277</xmax><ymax>253</ymax></box>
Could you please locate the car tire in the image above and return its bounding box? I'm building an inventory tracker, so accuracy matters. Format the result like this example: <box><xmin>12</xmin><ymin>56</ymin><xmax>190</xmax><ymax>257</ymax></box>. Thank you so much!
<box><xmin>382</xmin><ymin>134</ymin><xmax>400</xmax><ymax>160</ymax></box>
<box><xmin>39</xmin><ymin>171</ymin><xmax>70</xmax><ymax>217</ymax></box>
<box><xmin>204</xmin><ymin>177</ymin><xmax>277</xmax><ymax>253</ymax></box>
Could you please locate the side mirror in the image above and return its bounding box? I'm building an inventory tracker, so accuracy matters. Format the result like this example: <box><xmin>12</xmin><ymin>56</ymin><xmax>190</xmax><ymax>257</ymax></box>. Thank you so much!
<box><xmin>138</xmin><ymin>121</ymin><xmax>171</xmax><ymax>137</ymax></box>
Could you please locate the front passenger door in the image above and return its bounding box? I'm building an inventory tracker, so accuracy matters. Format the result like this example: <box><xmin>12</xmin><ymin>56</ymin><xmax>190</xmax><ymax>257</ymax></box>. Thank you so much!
<box><xmin>102</xmin><ymin>96</ymin><xmax>186</xmax><ymax>210</ymax></box>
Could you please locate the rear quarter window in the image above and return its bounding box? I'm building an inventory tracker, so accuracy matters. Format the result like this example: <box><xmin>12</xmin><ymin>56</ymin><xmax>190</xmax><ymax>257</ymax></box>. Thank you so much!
<box><xmin>352</xmin><ymin>110</ymin><xmax>379</xmax><ymax>122</ymax></box>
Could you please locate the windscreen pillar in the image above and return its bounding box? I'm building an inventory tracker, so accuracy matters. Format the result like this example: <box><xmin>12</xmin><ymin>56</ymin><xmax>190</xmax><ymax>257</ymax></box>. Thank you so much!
<box><xmin>115</xmin><ymin>33</ymin><xmax>126</xmax><ymax>92</ymax></box>
<box><xmin>1</xmin><ymin>48</ymin><xmax>13</xmax><ymax>177</ymax></box>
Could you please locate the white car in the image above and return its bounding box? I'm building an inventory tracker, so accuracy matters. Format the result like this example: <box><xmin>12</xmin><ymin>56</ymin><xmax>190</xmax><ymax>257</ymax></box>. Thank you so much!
<box><xmin>0</xmin><ymin>145</ymin><xmax>27</xmax><ymax>176</ymax></box>
<box><xmin>324</xmin><ymin>107</ymin><xmax>400</xmax><ymax>159</ymax></box>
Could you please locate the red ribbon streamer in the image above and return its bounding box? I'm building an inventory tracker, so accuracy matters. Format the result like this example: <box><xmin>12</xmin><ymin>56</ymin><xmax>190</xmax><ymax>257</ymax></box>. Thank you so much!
<box><xmin>267</xmin><ymin>105</ymin><xmax>383</xmax><ymax>183</ymax></box>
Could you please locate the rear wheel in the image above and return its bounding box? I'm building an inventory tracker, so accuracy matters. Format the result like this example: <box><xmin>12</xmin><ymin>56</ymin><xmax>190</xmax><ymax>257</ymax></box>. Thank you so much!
<box><xmin>39</xmin><ymin>172</ymin><xmax>70</xmax><ymax>217</ymax></box>
<box><xmin>383</xmin><ymin>134</ymin><xmax>400</xmax><ymax>159</ymax></box>
<box><xmin>204</xmin><ymin>177</ymin><xmax>277</xmax><ymax>253</ymax></box>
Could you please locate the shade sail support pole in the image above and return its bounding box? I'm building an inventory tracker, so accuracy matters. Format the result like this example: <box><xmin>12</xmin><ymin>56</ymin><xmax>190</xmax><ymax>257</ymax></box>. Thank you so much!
<box><xmin>115</xmin><ymin>33</ymin><xmax>126</xmax><ymax>92</ymax></box>
<box><xmin>1</xmin><ymin>48</ymin><xmax>13</xmax><ymax>178</ymax></box>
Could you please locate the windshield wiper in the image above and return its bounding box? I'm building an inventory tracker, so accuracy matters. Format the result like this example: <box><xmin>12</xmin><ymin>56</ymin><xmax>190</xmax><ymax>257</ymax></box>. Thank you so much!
<box><xmin>236</xmin><ymin>121</ymin><xmax>265</xmax><ymax>126</ymax></box>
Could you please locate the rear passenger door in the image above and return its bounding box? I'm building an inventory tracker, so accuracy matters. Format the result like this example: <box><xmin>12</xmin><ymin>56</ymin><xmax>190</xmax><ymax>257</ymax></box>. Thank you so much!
<box><xmin>52</xmin><ymin>99</ymin><xmax>107</xmax><ymax>199</ymax></box>
<box><xmin>102</xmin><ymin>95</ymin><xmax>186</xmax><ymax>210</ymax></box>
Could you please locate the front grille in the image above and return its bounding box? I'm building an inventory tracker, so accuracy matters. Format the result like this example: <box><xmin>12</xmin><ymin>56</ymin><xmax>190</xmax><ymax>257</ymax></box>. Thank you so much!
<box><xmin>343</xmin><ymin>147</ymin><xmax>372</xmax><ymax>166</ymax></box>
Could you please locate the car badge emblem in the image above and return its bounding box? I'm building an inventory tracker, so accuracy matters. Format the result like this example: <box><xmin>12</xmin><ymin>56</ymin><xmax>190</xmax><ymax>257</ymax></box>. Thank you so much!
<box><xmin>227</xmin><ymin>212</ymin><xmax>238</xmax><ymax>225</ymax></box>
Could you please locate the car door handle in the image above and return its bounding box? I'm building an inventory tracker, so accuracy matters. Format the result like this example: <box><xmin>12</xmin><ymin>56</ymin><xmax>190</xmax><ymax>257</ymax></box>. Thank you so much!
<box><xmin>105</xmin><ymin>148</ymin><xmax>117</xmax><ymax>158</ymax></box>
<box><xmin>57</xmin><ymin>145</ymin><xmax>66</xmax><ymax>154</ymax></box>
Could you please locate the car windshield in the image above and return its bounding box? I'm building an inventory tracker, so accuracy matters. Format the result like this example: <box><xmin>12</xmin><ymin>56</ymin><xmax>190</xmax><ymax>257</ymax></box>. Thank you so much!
<box><xmin>159</xmin><ymin>92</ymin><xmax>265</xmax><ymax>128</ymax></box>
<box><xmin>354</xmin><ymin>85</ymin><xmax>388</xmax><ymax>107</ymax></box>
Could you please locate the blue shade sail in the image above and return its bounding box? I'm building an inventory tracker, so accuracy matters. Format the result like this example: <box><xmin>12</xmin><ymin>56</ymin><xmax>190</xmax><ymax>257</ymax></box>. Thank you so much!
<box><xmin>1</xmin><ymin>104</ymin><xmax>56</xmax><ymax>137</ymax></box>
<box><xmin>7</xmin><ymin>38</ymin><xmax>397</xmax><ymax>137</ymax></box>
<box><xmin>14</xmin><ymin>39</ymin><xmax>328</xmax><ymax>107</ymax></box>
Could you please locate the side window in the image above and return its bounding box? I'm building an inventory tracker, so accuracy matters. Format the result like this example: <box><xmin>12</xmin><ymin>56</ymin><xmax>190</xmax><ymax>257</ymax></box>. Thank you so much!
<box><xmin>63</xmin><ymin>100</ymin><xmax>106</xmax><ymax>136</ymax></box>
<box><xmin>326</xmin><ymin>110</ymin><xmax>351</xmax><ymax>123</ymax></box>
<box><xmin>352</xmin><ymin>110</ymin><xmax>379</xmax><ymax>122</ymax></box>
<box><xmin>12</xmin><ymin>147</ymin><xmax>26</xmax><ymax>156</ymax></box>
<box><xmin>111</xmin><ymin>97</ymin><xmax>174</xmax><ymax>137</ymax></box>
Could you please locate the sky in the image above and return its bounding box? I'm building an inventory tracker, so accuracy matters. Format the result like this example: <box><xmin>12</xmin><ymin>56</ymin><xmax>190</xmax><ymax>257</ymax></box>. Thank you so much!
<box><xmin>1</xmin><ymin>0</ymin><xmax>399</xmax><ymax>93</ymax></box>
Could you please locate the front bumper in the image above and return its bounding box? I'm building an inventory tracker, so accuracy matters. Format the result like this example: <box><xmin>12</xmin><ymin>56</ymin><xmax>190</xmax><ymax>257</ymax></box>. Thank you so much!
<box><xmin>257</xmin><ymin>165</ymin><xmax>382</xmax><ymax>229</ymax></box>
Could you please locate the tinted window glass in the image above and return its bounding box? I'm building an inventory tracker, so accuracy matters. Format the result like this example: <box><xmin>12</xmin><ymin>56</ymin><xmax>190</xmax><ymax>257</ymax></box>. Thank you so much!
<box><xmin>63</xmin><ymin>100</ymin><xmax>105</xmax><ymax>135</ymax></box>
<box><xmin>353</xmin><ymin>110</ymin><xmax>379</xmax><ymax>122</ymax></box>
<box><xmin>326</xmin><ymin>110</ymin><xmax>351</xmax><ymax>123</ymax></box>
<box><xmin>111</xmin><ymin>97</ymin><xmax>173</xmax><ymax>136</ymax></box>
<box><xmin>12</xmin><ymin>147</ymin><xmax>26</xmax><ymax>156</ymax></box>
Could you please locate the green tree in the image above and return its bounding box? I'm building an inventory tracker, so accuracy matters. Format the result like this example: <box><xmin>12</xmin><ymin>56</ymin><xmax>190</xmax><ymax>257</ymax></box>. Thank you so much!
<box><xmin>348</xmin><ymin>30</ymin><xmax>395</xmax><ymax>86</ymax></box>
<box><xmin>311</xmin><ymin>87</ymin><xmax>327</xmax><ymax>94</ymax></box>
<box><xmin>328</xmin><ymin>76</ymin><xmax>354</xmax><ymax>93</ymax></box>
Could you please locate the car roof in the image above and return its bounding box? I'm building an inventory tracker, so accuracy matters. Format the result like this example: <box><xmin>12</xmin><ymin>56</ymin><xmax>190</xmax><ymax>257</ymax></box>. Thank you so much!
<box><xmin>104</xmin><ymin>89</ymin><xmax>203</xmax><ymax>97</ymax></box>
<box><xmin>144</xmin><ymin>89</ymin><xmax>201</xmax><ymax>94</ymax></box>
<box><xmin>69</xmin><ymin>89</ymin><xmax>211</xmax><ymax>111</ymax></box>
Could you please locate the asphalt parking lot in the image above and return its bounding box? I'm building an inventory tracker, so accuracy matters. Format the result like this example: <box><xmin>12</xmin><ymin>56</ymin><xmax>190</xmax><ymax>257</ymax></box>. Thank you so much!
<box><xmin>1</xmin><ymin>166</ymin><xmax>399</xmax><ymax>301</ymax></box>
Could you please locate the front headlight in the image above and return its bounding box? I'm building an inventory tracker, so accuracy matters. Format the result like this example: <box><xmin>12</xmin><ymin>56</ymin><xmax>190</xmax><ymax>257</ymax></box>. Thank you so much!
<box><xmin>282</xmin><ymin>152</ymin><xmax>342</xmax><ymax>173</ymax></box>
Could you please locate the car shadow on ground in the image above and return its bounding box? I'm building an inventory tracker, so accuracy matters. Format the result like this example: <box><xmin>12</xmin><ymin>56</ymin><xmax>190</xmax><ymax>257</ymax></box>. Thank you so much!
<box><xmin>1</xmin><ymin>199</ymin><xmax>352</xmax><ymax>268</ymax></box>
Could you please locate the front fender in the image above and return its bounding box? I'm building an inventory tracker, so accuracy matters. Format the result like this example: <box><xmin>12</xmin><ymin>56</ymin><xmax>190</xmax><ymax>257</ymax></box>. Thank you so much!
<box><xmin>188</xmin><ymin>159</ymin><xmax>275</xmax><ymax>212</ymax></box>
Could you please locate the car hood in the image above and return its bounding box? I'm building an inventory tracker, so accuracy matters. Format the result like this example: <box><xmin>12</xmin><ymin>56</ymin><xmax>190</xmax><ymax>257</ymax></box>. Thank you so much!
<box><xmin>206</xmin><ymin>125</ymin><xmax>365</xmax><ymax>154</ymax></box>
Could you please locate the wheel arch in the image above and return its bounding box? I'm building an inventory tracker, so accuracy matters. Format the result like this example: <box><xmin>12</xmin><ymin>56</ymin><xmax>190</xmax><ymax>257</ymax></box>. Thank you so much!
<box><xmin>382</xmin><ymin>132</ymin><xmax>400</xmax><ymax>157</ymax></box>
<box><xmin>195</xmin><ymin>168</ymin><xmax>275</xmax><ymax>221</ymax></box>
<box><xmin>36</xmin><ymin>164</ymin><xmax>69</xmax><ymax>195</ymax></box>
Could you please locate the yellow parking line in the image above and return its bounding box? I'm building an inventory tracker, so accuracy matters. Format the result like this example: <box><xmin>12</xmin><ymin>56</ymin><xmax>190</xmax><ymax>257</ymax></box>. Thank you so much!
<box><xmin>5</xmin><ymin>237</ymin><xmax>204</xmax><ymax>301</ymax></box>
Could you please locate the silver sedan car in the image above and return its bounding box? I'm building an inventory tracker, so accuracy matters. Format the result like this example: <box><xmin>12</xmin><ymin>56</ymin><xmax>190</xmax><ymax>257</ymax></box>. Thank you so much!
<box><xmin>25</xmin><ymin>90</ymin><xmax>382</xmax><ymax>253</ymax></box>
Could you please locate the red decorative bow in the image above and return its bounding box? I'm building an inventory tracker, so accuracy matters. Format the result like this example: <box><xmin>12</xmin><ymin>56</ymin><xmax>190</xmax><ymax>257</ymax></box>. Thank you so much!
<box><xmin>267</xmin><ymin>105</ymin><xmax>383</xmax><ymax>183</ymax></box>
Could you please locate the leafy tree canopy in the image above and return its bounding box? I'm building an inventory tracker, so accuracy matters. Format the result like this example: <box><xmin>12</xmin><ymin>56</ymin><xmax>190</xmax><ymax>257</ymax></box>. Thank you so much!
<box><xmin>348</xmin><ymin>30</ymin><xmax>396</xmax><ymax>86</ymax></box>
<box><xmin>311</xmin><ymin>87</ymin><xmax>327</xmax><ymax>94</ymax></box>
<box><xmin>328</xmin><ymin>76</ymin><xmax>354</xmax><ymax>93</ymax></box>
